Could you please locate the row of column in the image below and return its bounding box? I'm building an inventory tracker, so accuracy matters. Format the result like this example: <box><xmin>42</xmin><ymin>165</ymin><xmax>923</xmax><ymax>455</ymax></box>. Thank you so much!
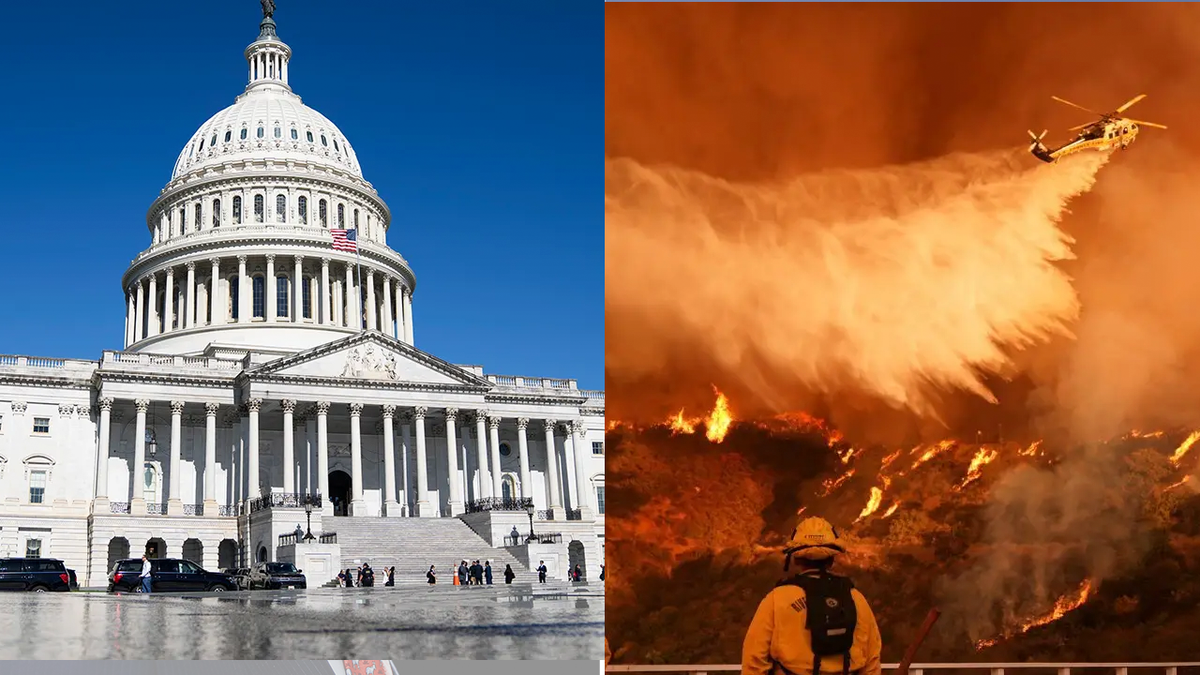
<box><xmin>93</xmin><ymin>397</ymin><xmax>591</xmax><ymax>519</ymax></box>
<box><xmin>250</xmin><ymin>46</ymin><xmax>288</xmax><ymax>85</ymax></box>
<box><xmin>124</xmin><ymin>255</ymin><xmax>415</xmax><ymax>346</ymax></box>
<box><xmin>153</xmin><ymin>188</ymin><xmax>381</xmax><ymax>243</ymax></box>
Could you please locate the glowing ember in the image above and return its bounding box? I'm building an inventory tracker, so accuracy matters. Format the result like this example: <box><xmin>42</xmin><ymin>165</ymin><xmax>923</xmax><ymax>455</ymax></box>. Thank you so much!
<box><xmin>837</xmin><ymin>447</ymin><xmax>862</xmax><ymax>464</ymax></box>
<box><xmin>1170</xmin><ymin>430</ymin><xmax>1200</xmax><ymax>465</ymax></box>
<box><xmin>957</xmin><ymin>447</ymin><xmax>999</xmax><ymax>489</ymax></box>
<box><xmin>1019</xmin><ymin>440</ymin><xmax>1043</xmax><ymax>457</ymax></box>
<box><xmin>819</xmin><ymin>468</ymin><xmax>856</xmax><ymax>496</ymax></box>
<box><xmin>1127</xmin><ymin>429</ymin><xmax>1166</xmax><ymax>440</ymax></box>
<box><xmin>667</xmin><ymin>409</ymin><xmax>700</xmax><ymax>435</ymax></box>
<box><xmin>705</xmin><ymin>389</ymin><xmax>734</xmax><ymax>443</ymax></box>
<box><xmin>975</xmin><ymin>579</ymin><xmax>1095</xmax><ymax>650</ymax></box>
<box><xmin>772</xmin><ymin>411</ymin><xmax>846</xmax><ymax>447</ymax></box>
<box><xmin>880</xmin><ymin>449</ymin><xmax>903</xmax><ymax>470</ymax></box>
<box><xmin>882</xmin><ymin>502</ymin><xmax>899</xmax><ymax>518</ymax></box>
<box><xmin>855</xmin><ymin>486</ymin><xmax>884</xmax><ymax>522</ymax></box>
<box><xmin>1166</xmin><ymin>476</ymin><xmax>1191</xmax><ymax>490</ymax></box>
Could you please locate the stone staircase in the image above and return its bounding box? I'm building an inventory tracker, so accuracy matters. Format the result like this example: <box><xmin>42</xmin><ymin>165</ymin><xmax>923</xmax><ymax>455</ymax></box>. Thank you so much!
<box><xmin>325</xmin><ymin>517</ymin><xmax>528</xmax><ymax>585</ymax></box>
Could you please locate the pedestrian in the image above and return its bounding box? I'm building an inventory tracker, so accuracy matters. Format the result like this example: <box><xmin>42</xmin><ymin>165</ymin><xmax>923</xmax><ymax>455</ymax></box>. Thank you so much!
<box><xmin>573</xmin><ymin>564</ymin><xmax>582</xmax><ymax>582</ymax></box>
<box><xmin>470</xmin><ymin>560</ymin><xmax>482</xmax><ymax>585</ymax></box>
<box><xmin>345</xmin><ymin>568</ymin><xmax>354</xmax><ymax>588</ymax></box>
<box><xmin>537</xmin><ymin>560</ymin><xmax>547</xmax><ymax>584</ymax></box>
<box><xmin>337</xmin><ymin>569</ymin><xmax>347</xmax><ymax>587</ymax></box>
<box><xmin>504</xmin><ymin>564</ymin><xmax>515</xmax><ymax>584</ymax></box>
<box><xmin>484</xmin><ymin>560</ymin><xmax>493</xmax><ymax>585</ymax></box>
<box><xmin>139</xmin><ymin>554</ymin><xmax>153</xmax><ymax>593</ymax></box>
<box><xmin>600</xmin><ymin>564</ymin><xmax>605</xmax><ymax>581</ymax></box>
<box><xmin>362</xmin><ymin>563</ymin><xmax>375</xmax><ymax>587</ymax></box>
<box><xmin>426</xmin><ymin>565</ymin><xmax>436</xmax><ymax>585</ymax></box>
<box><xmin>385</xmin><ymin>566</ymin><xmax>395</xmax><ymax>587</ymax></box>
<box><xmin>356</xmin><ymin>566</ymin><xmax>364</xmax><ymax>586</ymax></box>
<box><xmin>458</xmin><ymin>560</ymin><xmax>468</xmax><ymax>586</ymax></box>
<box><xmin>741</xmin><ymin>516</ymin><xmax>883</xmax><ymax>675</ymax></box>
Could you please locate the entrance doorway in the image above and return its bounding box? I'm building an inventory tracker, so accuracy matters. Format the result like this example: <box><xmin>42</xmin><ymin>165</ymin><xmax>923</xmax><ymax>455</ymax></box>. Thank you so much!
<box><xmin>329</xmin><ymin>470</ymin><xmax>351</xmax><ymax>516</ymax></box>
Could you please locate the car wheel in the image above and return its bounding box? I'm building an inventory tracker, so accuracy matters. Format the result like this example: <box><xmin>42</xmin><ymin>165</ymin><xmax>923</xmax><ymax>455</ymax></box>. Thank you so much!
<box><xmin>133</xmin><ymin>585</ymin><xmax>145</xmax><ymax>593</ymax></box>
<box><xmin>30</xmin><ymin>586</ymin><xmax>48</xmax><ymax>593</ymax></box>
<box><xmin>207</xmin><ymin>584</ymin><xmax>226</xmax><ymax>593</ymax></box>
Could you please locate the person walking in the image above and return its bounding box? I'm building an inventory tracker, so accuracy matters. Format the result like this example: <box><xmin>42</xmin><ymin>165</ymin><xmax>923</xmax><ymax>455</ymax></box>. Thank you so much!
<box><xmin>572</xmin><ymin>564</ymin><xmax>583</xmax><ymax>582</ymax></box>
<box><xmin>471</xmin><ymin>560</ymin><xmax>483</xmax><ymax>585</ymax></box>
<box><xmin>426</xmin><ymin>565</ymin><xmax>437</xmax><ymax>585</ymax></box>
<box><xmin>741</xmin><ymin>516</ymin><xmax>883</xmax><ymax>675</ymax></box>
<box><xmin>385</xmin><ymin>566</ymin><xmax>395</xmax><ymax>587</ymax></box>
<box><xmin>537</xmin><ymin>560</ymin><xmax>547</xmax><ymax>583</ymax></box>
<box><xmin>600</xmin><ymin>565</ymin><xmax>606</xmax><ymax>581</ymax></box>
<box><xmin>139</xmin><ymin>554</ymin><xmax>153</xmax><ymax>594</ymax></box>
<box><xmin>458</xmin><ymin>560</ymin><xmax>468</xmax><ymax>586</ymax></box>
<box><xmin>484</xmin><ymin>560</ymin><xmax>493</xmax><ymax>585</ymax></box>
<box><xmin>503</xmin><ymin>564</ymin><xmax>516</xmax><ymax>584</ymax></box>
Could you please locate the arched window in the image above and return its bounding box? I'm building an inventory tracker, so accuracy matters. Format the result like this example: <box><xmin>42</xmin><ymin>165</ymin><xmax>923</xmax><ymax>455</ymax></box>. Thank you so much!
<box><xmin>143</xmin><ymin>463</ymin><xmax>159</xmax><ymax>506</ymax></box>
<box><xmin>256</xmin><ymin>126</ymin><xmax>264</xmax><ymax>139</ymax></box>
<box><xmin>188</xmin><ymin>144</ymin><xmax>194</xmax><ymax>158</ymax></box>
<box><xmin>229</xmin><ymin>276</ymin><xmax>240</xmax><ymax>320</ymax></box>
<box><xmin>252</xmin><ymin>276</ymin><xmax>265</xmax><ymax>318</ymax></box>
<box><xmin>253</xmin><ymin>194</ymin><xmax>264</xmax><ymax>223</ymax></box>
<box><xmin>276</xmin><ymin>194</ymin><xmax>286</xmax><ymax>223</ymax></box>
<box><xmin>291</xmin><ymin>128</ymin><xmax>298</xmax><ymax>140</ymax></box>
<box><xmin>240</xmin><ymin>128</ymin><xmax>247</xmax><ymax>140</ymax></box>
<box><xmin>233</xmin><ymin>196</ymin><xmax>242</xmax><ymax>224</ymax></box>
<box><xmin>319</xmin><ymin>199</ymin><xmax>328</xmax><ymax>227</ymax></box>
<box><xmin>302</xmin><ymin>275</ymin><xmax>313</xmax><ymax>319</ymax></box>
<box><xmin>306</xmin><ymin>130</ymin><xmax>313</xmax><ymax>143</ymax></box>
<box><xmin>210</xmin><ymin>134</ymin><xmax>217</xmax><ymax>147</ymax></box>
<box><xmin>212</xmin><ymin>199</ymin><xmax>221</xmax><ymax>228</ymax></box>
<box><xmin>333</xmin><ymin>139</ymin><xmax>340</xmax><ymax>152</ymax></box>
<box><xmin>501</xmin><ymin>475</ymin><xmax>516</xmax><ymax>501</ymax></box>
<box><xmin>353</xmin><ymin>209</ymin><xmax>359</xmax><ymax>228</ymax></box>
<box><xmin>320</xmin><ymin>134</ymin><xmax>328</xmax><ymax>147</ymax></box>
<box><xmin>274</xmin><ymin>126</ymin><xmax>281</xmax><ymax>139</ymax></box>
<box><xmin>199</xmin><ymin>138</ymin><xmax>205</xmax><ymax>152</ymax></box>
<box><xmin>224</xmin><ymin>130</ymin><xmax>232</xmax><ymax>143</ymax></box>
<box><xmin>173</xmin><ymin>288</ymin><xmax>182</xmax><ymax>328</ymax></box>
<box><xmin>298</xmin><ymin>196</ymin><xmax>308</xmax><ymax>225</ymax></box>
<box><xmin>194</xmin><ymin>203</ymin><xmax>202</xmax><ymax>231</ymax></box>
<box><xmin>276</xmin><ymin>276</ymin><xmax>290</xmax><ymax>318</ymax></box>
<box><xmin>337</xmin><ymin>204</ymin><xmax>345</xmax><ymax>228</ymax></box>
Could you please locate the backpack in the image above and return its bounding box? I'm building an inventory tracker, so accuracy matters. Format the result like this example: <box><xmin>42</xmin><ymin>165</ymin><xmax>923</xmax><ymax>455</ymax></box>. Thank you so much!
<box><xmin>775</xmin><ymin>571</ymin><xmax>858</xmax><ymax>675</ymax></box>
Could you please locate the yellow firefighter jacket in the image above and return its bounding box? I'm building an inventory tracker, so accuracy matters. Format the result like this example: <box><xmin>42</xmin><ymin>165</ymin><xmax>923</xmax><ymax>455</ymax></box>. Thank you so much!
<box><xmin>741</xmin><ymin>579</ymin><xmax>882</xmax><ymax>675</ymax></box>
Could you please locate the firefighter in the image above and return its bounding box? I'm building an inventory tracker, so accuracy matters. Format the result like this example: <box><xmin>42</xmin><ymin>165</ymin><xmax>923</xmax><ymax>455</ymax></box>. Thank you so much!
<box><xmin>741</xmin><ymin>516</ymin><xmax>882</xmax><ymax>675</ymax></box>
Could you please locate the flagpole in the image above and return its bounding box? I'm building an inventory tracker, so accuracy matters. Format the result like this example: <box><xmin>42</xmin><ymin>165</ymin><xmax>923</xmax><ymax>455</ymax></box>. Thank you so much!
<box><xmin>355</xmin><ymin>229</ymin><xmax>363</xmax><ymax>332</ymax></box>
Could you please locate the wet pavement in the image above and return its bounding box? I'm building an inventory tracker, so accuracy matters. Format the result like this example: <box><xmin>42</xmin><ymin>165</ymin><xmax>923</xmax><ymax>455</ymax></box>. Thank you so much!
<box><xmin>0</xmin><ymin>582</ymin><xmax>604</xmax><ymax>659</ymax></box>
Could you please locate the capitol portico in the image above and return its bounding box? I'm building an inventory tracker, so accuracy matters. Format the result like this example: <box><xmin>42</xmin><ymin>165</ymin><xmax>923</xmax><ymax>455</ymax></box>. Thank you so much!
<box><xmin>0</xmin><ymin>5</ymin><xmax>604</xmax><ymax>587</ymax></box>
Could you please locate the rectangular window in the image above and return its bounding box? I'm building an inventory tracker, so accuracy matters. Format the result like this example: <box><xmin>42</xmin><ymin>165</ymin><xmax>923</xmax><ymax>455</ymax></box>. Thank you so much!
<box><xmin>276</xmin><ymin>194</ymin><xmax>287</xmax><ymax>223</ymax></box>
<box><xmin>596</xmin><ymin>486</ymin><xmax>605</xmax><ymax>515</ymax></box>
<box><xmin>298</xmin><ymin>196</ymin><xmax>308</xmax><ymax>225</ymax></box>
<box><xmin>233</xmin><ymin>196</ymin><xmax>242</xmax><ymax>224</ymax></box>
<box><xmin>277</xmin><ymin>276</ymin><xmax>290</xmax><ymax>318</ymax></box>
<box><xmin>319</xmin><ymin>200</ymin><xmax>327</xmax><ymax>227</ymax></box>
<box><xmin>29</xmin><ymin>471</ymin><xmax>46</xmax><ymax>504</ymax></box>
<box><xmin>0</xmin><ymin>414</ymin><xmax>4</xmax><ymax>432</ymax></box>
<box><xmin>195</xmin><ymin>203</ymin><xmax>203</xmax><ymax>231</ymax></box>
<box><xmin>254</xmin><ymin>195</ymin><xmax>264</xmax><ymax>223</ymax></box>
<box><xmin>253</xmin><ymin>276</ymin><xmax>265</xmax><ymax>318</ymax></box>
<box><xmin>592</xmin><ymin>441</ymin><xmax>604</xmax><ymax>455</ymax></box>
<box><xmin>302</xmin><ymin>277</ymin><xmax>312</xmax><ymax>319</ymax></box>
<box><xmin>25</xmin><ymin>539</ymin><xmax>41</xmax><ymax>558</ymax></box>
<box><xmin>32</xmin><ymin>417</ymin><xmax>49</xmax><ymax>434</ymax></box>
<box><xmin>230</xmin><ymin>276</ymin><xmax>240</xmax><ymax>320</ymax></box>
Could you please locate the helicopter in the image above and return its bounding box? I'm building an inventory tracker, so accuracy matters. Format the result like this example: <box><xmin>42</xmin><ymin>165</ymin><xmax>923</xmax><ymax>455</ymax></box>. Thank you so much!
<box><xmin>1027</xmin><ymin>93</ymin><xmax>1166</xmax><ymax>163</ymax></box>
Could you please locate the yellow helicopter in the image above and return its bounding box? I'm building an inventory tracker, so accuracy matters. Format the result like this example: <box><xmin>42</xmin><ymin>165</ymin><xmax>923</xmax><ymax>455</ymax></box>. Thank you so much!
<box><xmin>1028</xmin><ymin>93</ymin><xmax>1166</xmax><ymax>163</ymax></box>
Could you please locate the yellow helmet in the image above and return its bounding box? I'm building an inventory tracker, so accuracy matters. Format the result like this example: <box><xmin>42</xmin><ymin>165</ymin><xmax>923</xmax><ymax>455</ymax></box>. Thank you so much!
<box><xmin>784</xmin><ymin>516</ymin><xmax>846</xmax><ymax>561</ymax></box>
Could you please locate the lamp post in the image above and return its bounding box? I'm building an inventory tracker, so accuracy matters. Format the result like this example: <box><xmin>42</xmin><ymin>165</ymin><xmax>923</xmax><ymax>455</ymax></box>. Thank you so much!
<box><xmin>303</xmin><ymin>499</ymin><xmax>315</xmax><ymax>541</ymax></box>
<box><xmin>526</xmin><ymin>503</ymin><xmax>536</xmax><ymax>543</ymax></box>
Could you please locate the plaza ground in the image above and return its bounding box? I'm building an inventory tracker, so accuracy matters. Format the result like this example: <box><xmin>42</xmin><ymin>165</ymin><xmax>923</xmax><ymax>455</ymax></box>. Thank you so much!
<box><xmin>0</xmin><ymin>582</ymin><xmax>603</xmax><ymax>659</ymax></box>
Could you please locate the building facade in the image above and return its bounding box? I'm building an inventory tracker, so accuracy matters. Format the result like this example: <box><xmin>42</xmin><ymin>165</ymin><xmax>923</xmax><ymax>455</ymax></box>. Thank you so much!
<box><xmin>0</xmin><ymin>7</ymin><xmax>604</xmax><ymax>586</ymax></box>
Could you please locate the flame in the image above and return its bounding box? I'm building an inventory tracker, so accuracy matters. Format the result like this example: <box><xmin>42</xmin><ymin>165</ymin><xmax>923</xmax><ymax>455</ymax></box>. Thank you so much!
<box><xmin>905</xmin><ymin>440</ymin><xmax>957</xmax><ymax>474</ymax></box>
<box><xmin>957</xmin><ymin>447</ymin><xmax>999</xmax><ymax>489</ymax></box>
<box><xmin>882</xmin><ymin>502</ymin><xmax>900</xmax><ymax>518</ymax></box>
<box><xmin>668</xmin><ymin>409</ymin><xmax>701</xmax><ymax>435</ymax></box>
<box><xmin>820</xmin><ymin>468</ymin><xmax>856</xmax><ymax>496</ymax></box>
<box><xmin>1170</xmin><ymin>431</ymin><xmax>1200</xmax><ymax>465</ymax></box>
<box><xmin>837</xmin><ymin>447</ymin><xmax>862</xmax><ymax>464</ymax></box>
<box><xmin>855</xmin><ymin>486</ymin><xmax>884</xmax><ymax>522</ymax></box>
<box><xmin>705</xmin><ymin>389</ymin><xmax>734</xmax><ymax>443</ymax></box>
<box><xmin>1166</xmin><ymin>476</ymin><xmax>1191</xmax><ymax>490</ymax></box>
<box><xmin>1127</xmin><ymin>429</ymin><xmax>1166</xmax><ymax>440</ymax></box>
<box><xmin>976</xmin><ymin>579</ymin><xmax>1095</xmax><ymax>650</ymax></box>
<box><xmin>1019</xmin><ymin>440</ymin><xmax>1043</xmax><ymax>457</ymax></box>
<box><xmin>880</xmin><ymin>449</ymin><xmax>903</xmax><ymax>470</ymax></box>
<box><xmin>770</xmin><ymin>411</ymin><xmax>845</xmax><ymax>447</ymax></box>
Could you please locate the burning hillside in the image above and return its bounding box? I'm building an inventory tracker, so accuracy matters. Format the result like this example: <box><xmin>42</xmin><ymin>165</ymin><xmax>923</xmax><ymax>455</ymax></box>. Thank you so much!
<box><xmin>606</xmin><ymin>390</ymin><xmax>1200</xmax><ymax>663</ymax></box>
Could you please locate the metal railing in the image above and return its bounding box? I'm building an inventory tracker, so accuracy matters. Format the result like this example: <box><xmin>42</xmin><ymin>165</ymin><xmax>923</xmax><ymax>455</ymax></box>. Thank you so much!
<box><xmin>279</xmin><ymin>532</ymin><xmax>325</xmax><ymax>546</ymax></box>
<box><xmin>605</xmin><ymin>664</ymin><xmax>1200</xmax><ymax>675</ymax></box>
<box><xmin>318</xmin><ymin>532</ymin><xmax>337</xmax><ymax>544</ymax></box>
<box><xmin>465</xmin><ymin>497</ymin><xmax>534</xmax><ymax>513</ymax></box>
<box><xmin>502</xmin><ymin>533</ymin><xmax>563</xmax><ymax>547</ymax></box>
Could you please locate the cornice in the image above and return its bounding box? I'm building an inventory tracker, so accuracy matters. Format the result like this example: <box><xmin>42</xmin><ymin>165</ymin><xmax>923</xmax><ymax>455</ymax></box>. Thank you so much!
<box><xmin>0</xmin><ymin>374</ymin><xmax>94</xmax><ymax>390</ymax></box>
<box><xmin>580</xmin><ymin>406</ymin><xmax>606</xmax><ymax>417</ymax></box>
<box><xmin>483</xmin><ymin>392</ymin><xmax>589</xmax><ymax>406</ymax></box>
<box><xmin>94</xmin><ymin>371</ymin><xmax>238</xmax><ymax>389</ymax></box>
<box><xmin>242</xmin><ymin>372</ymin><xmax>488</xmax><ymax>395</ymax></box>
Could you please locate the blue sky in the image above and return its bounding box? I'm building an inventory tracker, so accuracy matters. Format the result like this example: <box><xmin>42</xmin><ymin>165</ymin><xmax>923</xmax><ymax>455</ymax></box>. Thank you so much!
<box><xmin>0</xmin><ymin>0</ymin><xmax>601</xmax><ymax>389</ymax></box>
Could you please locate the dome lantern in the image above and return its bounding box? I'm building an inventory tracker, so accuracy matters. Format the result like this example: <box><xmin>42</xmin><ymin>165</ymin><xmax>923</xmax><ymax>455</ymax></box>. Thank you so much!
<box><xmin>244</xmin><ymin>2</ymin><xmax>292</xmax><ymax>92</ymax></box>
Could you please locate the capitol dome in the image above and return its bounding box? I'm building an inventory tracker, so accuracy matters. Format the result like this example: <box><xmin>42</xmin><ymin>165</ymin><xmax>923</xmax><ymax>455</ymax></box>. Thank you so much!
<box><xmin>119</xmin><ymin>11</ymin><xmax>415</xmax><ymax>358</ymax></box>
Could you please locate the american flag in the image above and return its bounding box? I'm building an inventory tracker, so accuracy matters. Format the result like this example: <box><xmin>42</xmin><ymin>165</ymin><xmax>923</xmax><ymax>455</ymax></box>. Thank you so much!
<box><xmin>330</xmin><ymin>228</ymin><xmax>358</xmax><ymax>252</ymax></box>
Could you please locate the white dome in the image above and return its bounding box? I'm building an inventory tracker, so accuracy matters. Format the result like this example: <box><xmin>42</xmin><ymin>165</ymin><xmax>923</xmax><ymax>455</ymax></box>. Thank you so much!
<box><xmin>171</xmin><ymin>85</ymin><xmax>363</xmax><ymax>180</ymax></box>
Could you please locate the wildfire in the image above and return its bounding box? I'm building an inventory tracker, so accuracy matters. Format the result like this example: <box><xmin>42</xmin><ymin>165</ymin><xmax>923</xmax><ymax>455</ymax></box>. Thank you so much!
<box><xmin>837</xmin><ymin>447</ymin><xmax>862</xmax><ymax>464</ymax></box>
<box><xmin>706</xmin><ymin>390</ymin><xmax>734</xmax><ymax>443</ymax></box>
<box><xmin>905</xmin><ymin>440</ymin><xmax>957</xmax><ymax>474</ymax></box>
<box><xmin>667</xmin><ymin>409</ymin><xmax>701</xmax><ymax>435</ymax></box>
<box><xmin>880</xmin><ymin>449</ymin><xmax>903</xmax><ymax>470</ymax></box>
<box><xmin>1169</xmin><ymin>431</ymin><xmax>1200</xmax><ymax>465</ymax></box>
<box><xmin>957</xmin><ymin>447</ymin><xmax>999</xmax><ymax>489</ymax></box>
<box><xmin>882</xmin><ymin>502</ymin><xmax>899</xmax><ymax>518</ymax></box>
<box><xmin>771</xmin><ymin>411</ymin><xmax>845</xmax><ymax>446</ymax></box>
<box><xmin>855</xmin><ymin>486</ymin><xmax>884</xmax><ymax>522</ymax></box>
<box><xmin>820</xmin><ymin>468</ymin><xmax>856</xmax><ymax>496</ymax></box>
<box><xmin>976</xmin><ymin>579</ymin><xmax>1095</xmax><ymax>650</ymax></box>
<box><xmin>1018</xmin><ymin>440</ymin><xmax>1043</xmax><ymax>457</ymax></box>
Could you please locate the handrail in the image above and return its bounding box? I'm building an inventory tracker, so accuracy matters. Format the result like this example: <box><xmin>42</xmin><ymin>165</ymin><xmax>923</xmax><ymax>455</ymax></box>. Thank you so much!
<box><xmin>605</xmin><ymin>665</ymin><xmax>1200</xmax><ymax>674</ymax></box>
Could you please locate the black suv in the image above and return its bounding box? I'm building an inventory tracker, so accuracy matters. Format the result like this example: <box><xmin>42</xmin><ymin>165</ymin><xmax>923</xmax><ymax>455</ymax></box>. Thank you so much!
<box><xmin>109</xmin><ymin>558</ymin><xmax>237</xmax><ymax>593</ymax></box>
<box><xmin>0</xmin><ymin>558</ymin><xmax>76</xmax><ymax>592</ymax></box>
<box><xmin>248</xmin><ymin>561</ymin><xmax>307</xmax><ymax>589</ymax></box>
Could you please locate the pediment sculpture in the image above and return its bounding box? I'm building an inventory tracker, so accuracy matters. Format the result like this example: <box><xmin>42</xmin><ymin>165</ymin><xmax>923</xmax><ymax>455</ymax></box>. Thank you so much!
<box><xmin>340</xmin><ymin>344</ymin><xmax>399</xmax><ymax>381</ymax></box>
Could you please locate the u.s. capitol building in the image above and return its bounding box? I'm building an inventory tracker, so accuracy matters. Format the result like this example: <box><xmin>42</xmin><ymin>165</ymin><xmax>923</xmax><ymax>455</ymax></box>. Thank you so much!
<box><xmin>0</xmin><ymin>5</ymin><xmax>604</xmax><ymax>586</ymax></box>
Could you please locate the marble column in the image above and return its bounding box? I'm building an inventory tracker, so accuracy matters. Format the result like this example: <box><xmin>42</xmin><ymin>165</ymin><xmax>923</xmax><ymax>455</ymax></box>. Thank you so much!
<box><xmin>474</xmin><ymin>411</ymin><xmax>490</xmax><ymax>498</ymax></box>
<box><xmin>124</xmin><ymin>292</ymin><xmax>134</xmax><ymax>347</ymax></box>
<box><xmin>560</xmin><ymin>422</ymin><xmax>579</xmax><ymax>511</ymax></box>
<box><xmin>293</xmin><ymin>256</ymin><xmax>303</xmax><ymax>323</ymax></box>
<box><xmin>148</xmin><ymin>274</ymin><xmax>159</xmax><ymax>336</ymax></box>
<box><xmin>266</xmin><ymin>254</ymin><xmax>277</xmax><ymax>321</ymax></box>
<box><xmin>248</xmin><ymin>398</ymin><xmax>262</xmax><ymax>499</ymax></box>
<box><xmin>366</xmin><ymin>270</ymin><xmax>377</xmax><ymax>330</ymax></box>
<box><xmin>344</xmin><ymin>263</ymin><xmax>354</xmax><ymax>328</ymax></box>
<box><xmin>317</xmin><ymin>401</ymin><xmax>331</xmax><ymax>516</ymax></box>
<box><xmin>204</xmin><ymin>402</ymin><xmax>218</xmax><ymax>516</ymax></box>
<box><xmin>544</xmin><ymin>419</ymin><xmax>562</xmax><ymax>513</ymax></box>
<box><xmin>135</xmin><ymin>279</ymin><xmax>146</xmax><ymax>341</ymax></box>
<box><xmin>320</xmin><ymin>258</ymin><xmax>331</xmax><ymax>325</ymax></box>
<box><xmin>400</xmin><ymin>413</ymin><xmax>412</xmax><ymax>515</ymax></box>
<box><xmin>94</xmin><ymin>397</ymin><xmax>113</xmax><ymax>510</ymax></box>
<box><xmin>516</xmin><ymin>417</ymin><xmax>532</xmax><ymax>500</ymax></box>
<box><xmin>209</xmin><ymin>258</ymin><xmax>221</xmax><ymax>325</ymax></box>
<box><xmin>350</xmin><ymin>402</ymin><xmax>365</xmax><ymax>515</ymax></box>
<box><xmin>393</xmin><ymin>279</ymin><xmax>404</xmax><ymax>341</ymax></box>
<box><xmin>382</xmin><ymin>405</ymin><xmax>399</xmax><ymax>516</ymax></box>
<box><xmin>131</xmin><ymin>399</ymin><xmax>149</xmax><ymax>515</ymax></box>
<box><xmin>445</xmin><ymin>408</ymin><xmax>462</xmax><ymax>516</ymax></box>
<box><xmin>414</xmin><ymin>406</ymin><xmax>431</xmax><ymax>517</ymax></box>
<box><xmin>488</xmin><ymin>414</ymin><xmax>503</xmax><ymax>499</ymax></box>
<box><xmin>459</xmin><ymin>418</ymin><xmax>472</xmax><ymax>503</ymax></box>
<box><xmin>164</xmin><ymin>267</ymin><xmax>175</xmax><ymax>332</ymax></box>
<box><xmin>402</xmin><ymin>287</ymin><xmax>414</xmax><ymax>344</ymax></box>
<box><xmin>282</xmin><ymin>399</ymin><xmax>296</xmax><ymax>494</ymax></box>
<box><xmin>168</xmin><ymin>400</ymin><xmax>184</xmax><ymax>514</ymax></box>
<box><xmin>237</xmin><ymin>255</ymin><xmax>249</xmax><ymax>323</ymax></box>
<box><xmin>382</xmin><ymin>275</ymin><xmax>393</xmax><ymax>338</ymax></box>
<box><xmin>305</xmin><ymin>416</ymin><xmax>316</xmax><ymax>494</ymax></box>
<box><xmin>186</xmin><ymin>261</ymin><xmax>196</xmax><ymax>328</ymax></box>
<box><xmin>571</xmin><ymin>421</ymin><xmax>593</xmax><ymax>519</ymax></box>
